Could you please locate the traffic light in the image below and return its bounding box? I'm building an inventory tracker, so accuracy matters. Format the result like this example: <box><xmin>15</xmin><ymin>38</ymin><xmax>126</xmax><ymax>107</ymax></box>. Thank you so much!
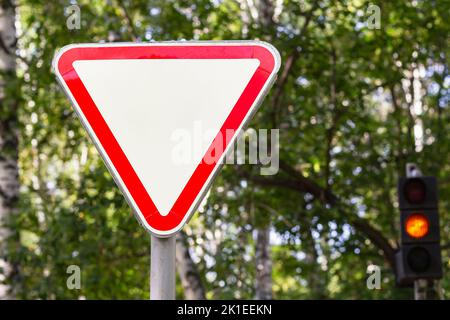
<box><xmin>396</xmin><ymin>176</ymin><xmax>442</xmax><ymax>284</ymax></box>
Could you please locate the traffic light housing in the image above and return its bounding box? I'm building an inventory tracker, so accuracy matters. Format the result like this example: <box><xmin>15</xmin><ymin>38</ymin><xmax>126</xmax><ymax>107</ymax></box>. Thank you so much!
<box><xmin>396</xmin><ymin>176</ymin><xmax>442</xmax><ymax>284</ymax></box>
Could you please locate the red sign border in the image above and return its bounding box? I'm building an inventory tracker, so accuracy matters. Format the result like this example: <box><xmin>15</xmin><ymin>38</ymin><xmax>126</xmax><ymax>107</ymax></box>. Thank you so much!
<box><xmin>53</xmin><ymin>42</ymin><xmax>280</xmax><ymax>236</ymax></box>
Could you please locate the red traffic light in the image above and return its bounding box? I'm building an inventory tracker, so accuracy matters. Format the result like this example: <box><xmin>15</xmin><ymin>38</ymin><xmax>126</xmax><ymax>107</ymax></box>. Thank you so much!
<box><xmin>404</xmin><ymin>178</ymin><xmax>426</xmax><ymax>204</ymax></box>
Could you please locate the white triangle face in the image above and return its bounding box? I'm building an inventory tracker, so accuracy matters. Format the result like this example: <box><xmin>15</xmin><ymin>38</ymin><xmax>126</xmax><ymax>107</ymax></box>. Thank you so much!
<box><xmin>73</xmin><ymin>59</ymin><xmax>259</xmax><ymax>215</ymax></box>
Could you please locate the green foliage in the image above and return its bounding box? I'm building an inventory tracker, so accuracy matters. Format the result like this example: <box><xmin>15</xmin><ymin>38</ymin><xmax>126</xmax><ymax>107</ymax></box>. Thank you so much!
<box><xmin>4</xmin><ymin>0</ymin><xmax>449</xmax><ymax>299</ymax></box>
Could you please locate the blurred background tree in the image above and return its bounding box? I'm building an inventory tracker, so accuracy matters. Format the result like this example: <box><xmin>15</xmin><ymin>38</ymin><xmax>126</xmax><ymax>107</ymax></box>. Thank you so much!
<box><xmin>0</xmin><ymin>0</ymin><xmax>448</xmax><ymax>299</ymax></box>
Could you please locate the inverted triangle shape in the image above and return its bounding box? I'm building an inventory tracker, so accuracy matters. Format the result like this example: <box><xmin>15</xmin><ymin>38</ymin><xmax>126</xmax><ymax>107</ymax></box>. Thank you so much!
<box><xmin>53</xmin><ymin>42</ymin><xmax>280</xmax><ymax>236</ymax></box>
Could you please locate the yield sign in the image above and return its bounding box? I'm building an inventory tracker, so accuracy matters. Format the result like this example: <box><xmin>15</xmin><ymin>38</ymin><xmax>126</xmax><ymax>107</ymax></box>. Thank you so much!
<box><xmin>53</xmin><ymin>41</ymin><xmax>280</xmax><ymax>237</ymax></box>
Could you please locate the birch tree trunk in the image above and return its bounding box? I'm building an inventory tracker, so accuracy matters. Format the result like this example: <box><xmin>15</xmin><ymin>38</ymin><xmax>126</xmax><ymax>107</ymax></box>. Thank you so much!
<box><xmin>175</xmin><ymin>231</ymin><xmax>206</xmax><ymax>300</ymax></box>
<box><xmin>254</xmin><ymin>0</ymin><xmax>274</xmax><ymax>301</ymax></box>
<box><xmin>255</xmin><ymin>226</ymin><xmax>272</xmax><ymax>300</ymax></box>
<box><xmin>0</xmin><ymin>0</ymin><xmax>18</xmax><ymax>300</ymax></box>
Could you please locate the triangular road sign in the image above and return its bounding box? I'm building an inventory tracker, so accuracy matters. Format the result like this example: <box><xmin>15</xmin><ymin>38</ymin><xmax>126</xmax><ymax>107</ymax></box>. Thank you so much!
<box><xmin>53</xmin><ymin>41</ymin><xmax>280</xmax><ymax>237</ymax></box>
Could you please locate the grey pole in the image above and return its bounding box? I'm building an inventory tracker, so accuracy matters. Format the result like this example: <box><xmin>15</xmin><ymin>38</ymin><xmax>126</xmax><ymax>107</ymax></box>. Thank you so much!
<box><xmin>414</xmin><ymin>279</ymin><xmax>427</xmax><ymax>300</ymax></box>
<box><xmin>150</xmin><ymin>235</ymin><xmax>176</xmax><ymax>300</ymax></box>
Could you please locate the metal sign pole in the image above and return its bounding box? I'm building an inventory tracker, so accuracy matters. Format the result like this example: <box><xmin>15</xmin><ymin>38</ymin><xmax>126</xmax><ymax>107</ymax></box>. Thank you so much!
<box><xmin>150</xmin><ymin>235</ymin><xmax>176</xmax><ymax>300</ymax></box>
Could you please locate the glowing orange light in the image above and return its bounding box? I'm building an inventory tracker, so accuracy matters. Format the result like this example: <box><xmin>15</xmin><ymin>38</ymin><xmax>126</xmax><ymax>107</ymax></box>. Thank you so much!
<box><xmin>405</xmin><ymin>214</ymin><xmax>429</xmax><ymax>238</ymax></box>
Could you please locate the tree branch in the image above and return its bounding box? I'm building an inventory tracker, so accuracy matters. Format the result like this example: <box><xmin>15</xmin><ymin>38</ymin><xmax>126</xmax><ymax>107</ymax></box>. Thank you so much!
<box><xmin>269</xmin><ymin>0</ymin><xmax>319</xmax><ymax>127</ymax></box>
<box><xmin>115</xmin><ymin>0</ymin><xmax>138</xmax><ymax>41</ymax></box>
<box><xmin>239</xmin><ymin>160</ymin><xmax>397</xmax><ymax>269</ymax></box>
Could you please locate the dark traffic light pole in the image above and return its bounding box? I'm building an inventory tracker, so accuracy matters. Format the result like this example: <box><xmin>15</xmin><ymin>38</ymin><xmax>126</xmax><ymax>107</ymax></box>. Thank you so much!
<box><xmin>406</xmin><ymin>164</ymin><xmax>426</xmax><ymax>300</ymax></box>
<box><xmin>397</xmin><ymin>163</ymin><xmax>442</xmax><ymax>300</ymax></box>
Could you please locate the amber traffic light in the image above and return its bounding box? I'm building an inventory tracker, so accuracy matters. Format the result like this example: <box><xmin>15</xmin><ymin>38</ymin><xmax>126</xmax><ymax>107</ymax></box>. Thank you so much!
<box><xmin>395</xmin><ymin>176</ymin><xmax>442</xmax><ymax>284</ymax></box>
<box><xmin>405</xmin><ymin>214</ymin><xmax>429</xmax><ymax>239</ymax></box>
